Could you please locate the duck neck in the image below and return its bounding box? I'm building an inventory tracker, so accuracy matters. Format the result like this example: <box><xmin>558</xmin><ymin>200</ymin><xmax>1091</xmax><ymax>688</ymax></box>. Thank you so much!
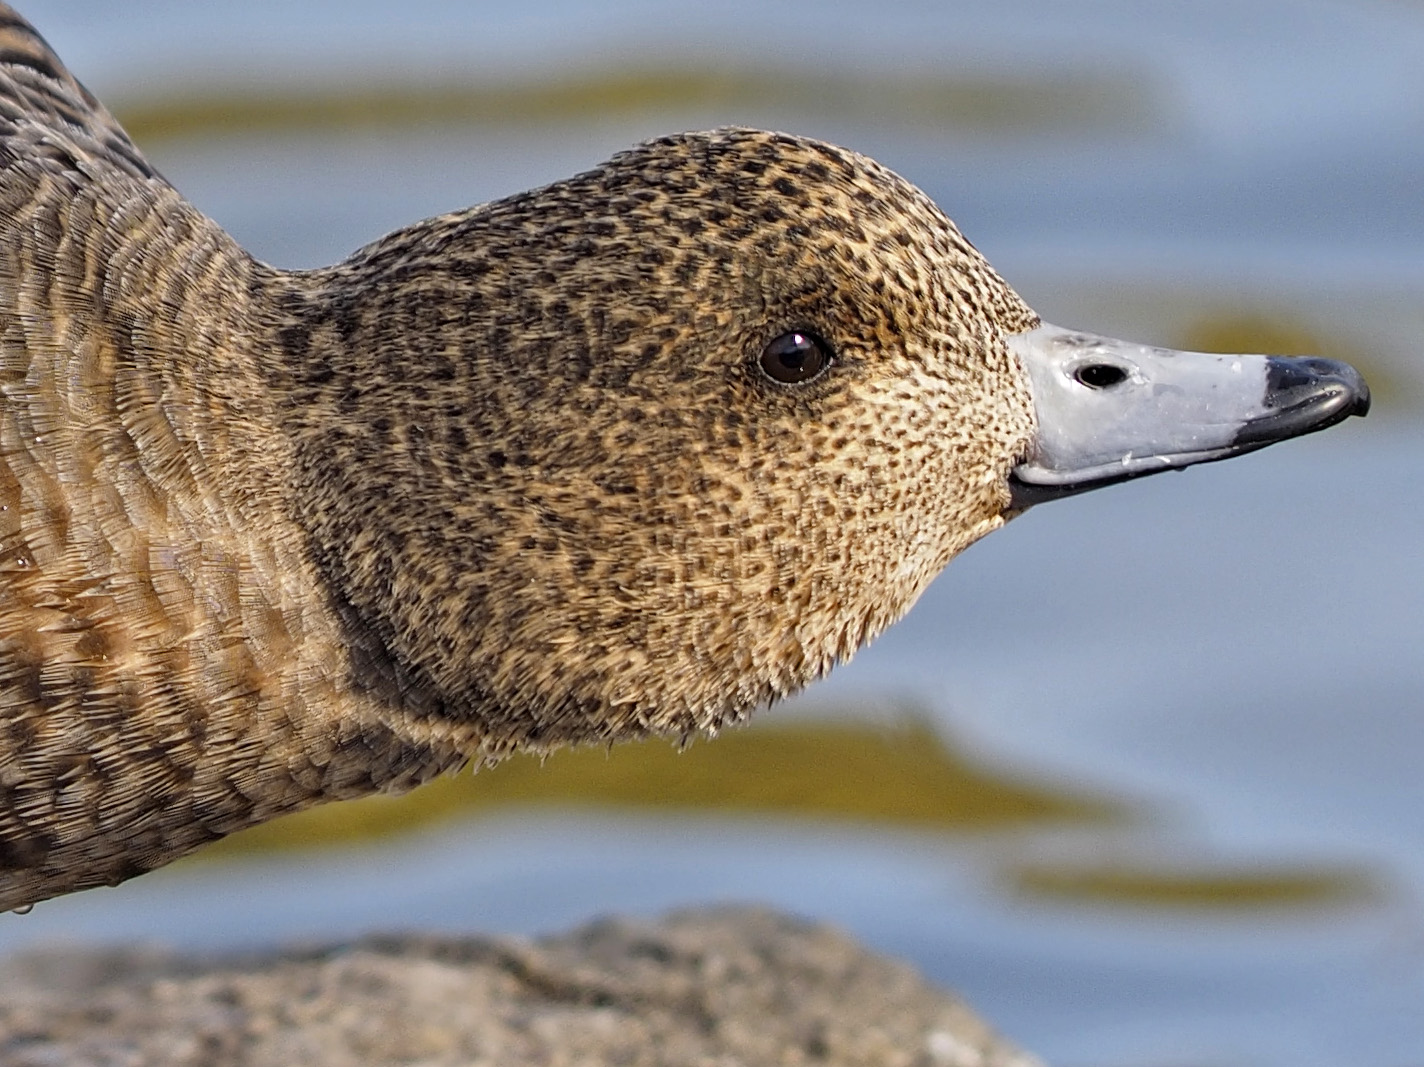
<box><xmin>251</xmin><ymin>256</ymin><xmax>483</xmax><ymax>739</ymax></box>
<box><xmin>2</xmin><ymin>176</ymin><xmax>467</xmax><ymax>860</ymax></box>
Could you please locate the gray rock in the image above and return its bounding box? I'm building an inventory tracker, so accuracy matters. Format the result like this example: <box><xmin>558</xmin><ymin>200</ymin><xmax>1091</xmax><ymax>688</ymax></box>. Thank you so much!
<box><xmin>0</xmin><ymin>907</ymin><xmax>1043</xmax><ymax>1067</ymax></box>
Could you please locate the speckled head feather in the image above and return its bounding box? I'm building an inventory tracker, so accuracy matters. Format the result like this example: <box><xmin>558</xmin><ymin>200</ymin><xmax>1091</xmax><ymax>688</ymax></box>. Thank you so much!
<box><xmin>0</xmin><ymin>3</ymin><xmax>1367</xmax><ymax>911</ymax></box>
<box><xmin>273</xmin><ymin>128</ymin><xmax>1040</xmax><ymax>750</ymax></box>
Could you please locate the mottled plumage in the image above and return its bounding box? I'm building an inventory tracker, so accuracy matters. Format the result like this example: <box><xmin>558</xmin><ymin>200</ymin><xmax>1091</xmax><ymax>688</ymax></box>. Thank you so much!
<box><xmin>0</xmin><ymin>5</ymin><xmax>1366</xmax><ymax>912</ymax></box>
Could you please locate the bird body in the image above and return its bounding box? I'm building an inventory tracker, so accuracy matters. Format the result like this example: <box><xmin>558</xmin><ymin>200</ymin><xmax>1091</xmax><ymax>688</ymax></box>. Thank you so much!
<box><xmin>0</xmin><ymin>4</ymin><xmax>1368</xmax><ymax>911</ymax></box>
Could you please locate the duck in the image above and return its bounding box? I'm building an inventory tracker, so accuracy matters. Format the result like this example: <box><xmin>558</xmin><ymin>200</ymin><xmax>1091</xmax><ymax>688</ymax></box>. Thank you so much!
<box><xmin>0</xmin><ymin>3</ymin><xmax>1368</xmax><ymax>913</ymax></box>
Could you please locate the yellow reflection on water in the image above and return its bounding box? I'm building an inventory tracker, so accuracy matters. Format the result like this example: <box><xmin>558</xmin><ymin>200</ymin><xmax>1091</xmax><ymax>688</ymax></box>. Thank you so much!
<box><xmin>203</xmin><ymin>716</ymin><xmax>1122</xmax><ymax>860</ymax></box>
<box><xmin>114</xmin><ymin>68</ymin><xmax>1155</xmax><ymax>142</ymax></box>
<box><xmin>1008</xmin><ymin>860</ymin><xmax>1379</xmax><ymax>910</ymax></box>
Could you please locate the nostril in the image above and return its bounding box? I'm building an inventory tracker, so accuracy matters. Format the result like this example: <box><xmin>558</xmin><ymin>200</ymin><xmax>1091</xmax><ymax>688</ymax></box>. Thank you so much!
<box><xmin>1073</xmin><ymin>363</ymin><xmax>1129</xmax><ymax>389</ymax></box>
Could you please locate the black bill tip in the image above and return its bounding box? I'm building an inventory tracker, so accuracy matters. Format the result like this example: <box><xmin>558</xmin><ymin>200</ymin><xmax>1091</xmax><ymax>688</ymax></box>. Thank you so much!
<box><xmin>1233</xmin><ymin>357</ymin><xmax>1371</xmax><ymax>448</ymax></box>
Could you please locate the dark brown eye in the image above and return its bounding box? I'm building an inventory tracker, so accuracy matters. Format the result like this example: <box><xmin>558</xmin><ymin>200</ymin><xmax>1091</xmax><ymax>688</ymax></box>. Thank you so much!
<box><xmin>759</xmin><ymin>331</ymin><xmax>833</xmax><ymax>384</ymax></box>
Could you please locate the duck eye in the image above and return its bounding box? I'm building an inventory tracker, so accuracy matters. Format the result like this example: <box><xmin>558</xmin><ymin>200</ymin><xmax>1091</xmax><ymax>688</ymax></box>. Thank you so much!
<box><xmin>1073</xmin><ymin>362</ymin><xmax>1129</xmax><ymax>389</ymax></box>
<box><xmin>759</xmin><ymin>331</ymin><xmax>832</xmax><ymax>385</ymax></box>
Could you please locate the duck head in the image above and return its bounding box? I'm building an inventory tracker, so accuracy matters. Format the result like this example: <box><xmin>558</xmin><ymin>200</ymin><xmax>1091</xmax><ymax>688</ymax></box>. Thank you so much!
<box><xmin>283</xmin><ymin>128</ymin><xmax>1368</xmax><ymax>749</ymax></box>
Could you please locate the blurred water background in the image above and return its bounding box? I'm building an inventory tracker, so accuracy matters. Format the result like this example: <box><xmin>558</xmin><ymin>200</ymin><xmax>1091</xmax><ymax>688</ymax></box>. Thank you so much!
<box><xmin>3</xmin><ymin>2</ymin><xmax>1424</xmax><ymax>1065</ymax></box>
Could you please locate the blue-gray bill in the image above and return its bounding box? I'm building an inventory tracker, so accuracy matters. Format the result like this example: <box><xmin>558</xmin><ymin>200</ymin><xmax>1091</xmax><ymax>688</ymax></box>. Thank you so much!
<box><xmin>1005</xmin><ymin>323</ymin><xmax>1372</xmax><ymax>509</ymax></box>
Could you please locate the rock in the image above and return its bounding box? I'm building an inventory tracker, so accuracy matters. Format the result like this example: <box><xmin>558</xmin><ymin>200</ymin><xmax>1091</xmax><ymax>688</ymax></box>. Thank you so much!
<box><xmin>0</xmin><ymin>907</ymin><xmax>1042</xmax><ymax>1067</ymax></box>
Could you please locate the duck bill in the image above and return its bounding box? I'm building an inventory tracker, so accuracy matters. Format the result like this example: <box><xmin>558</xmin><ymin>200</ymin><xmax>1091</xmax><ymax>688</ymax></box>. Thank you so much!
<box><xmin>1005</xmin><ymin>322</ymin><xmax>1371</xmax><ymax>510</ymax></box>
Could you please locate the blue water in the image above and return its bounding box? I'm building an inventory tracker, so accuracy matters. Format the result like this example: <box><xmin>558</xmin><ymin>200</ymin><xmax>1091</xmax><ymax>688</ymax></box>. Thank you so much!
<box><xmin>5</xmin><ymin>2</ymin><xmax>1424</xmax><ymax>1065</ymax></box>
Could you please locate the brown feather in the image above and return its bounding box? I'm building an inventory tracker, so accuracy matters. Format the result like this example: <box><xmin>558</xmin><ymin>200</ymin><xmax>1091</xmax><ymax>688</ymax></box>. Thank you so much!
<box><xmin>0</xmin><ymin>3</ymin><xmax>1036</xmax><ymax>910</ymax></box>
